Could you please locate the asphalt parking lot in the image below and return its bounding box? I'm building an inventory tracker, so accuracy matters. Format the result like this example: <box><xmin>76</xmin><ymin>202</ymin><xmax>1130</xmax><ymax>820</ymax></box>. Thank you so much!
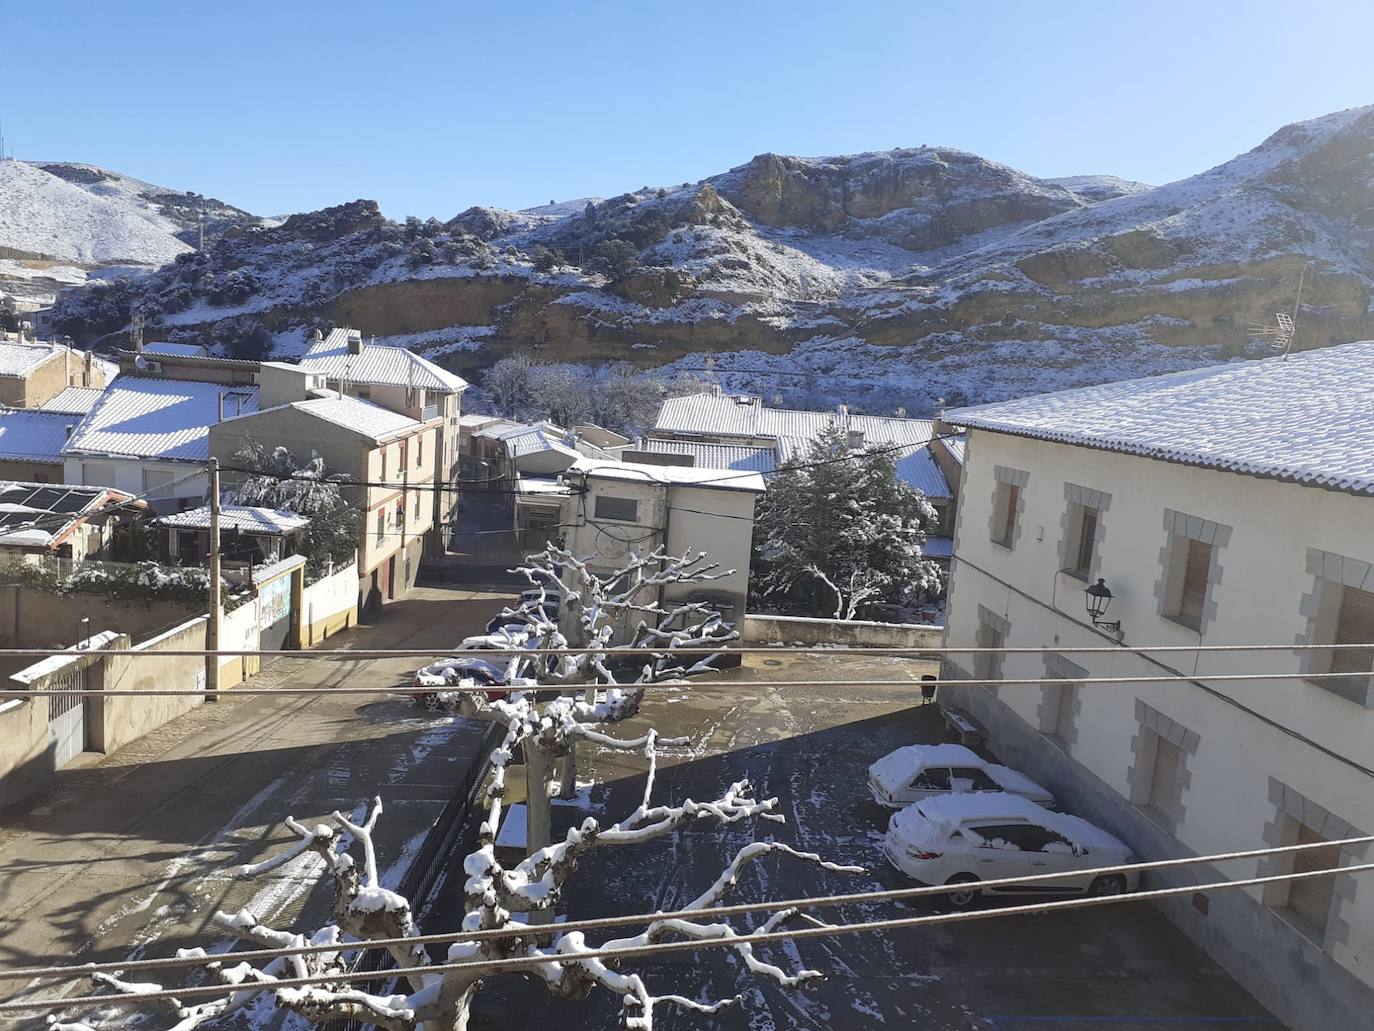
<box><xmin>439</xmin><ymin>652</ymin><xmax>1280</xmax><ymax>1030</ymax></box>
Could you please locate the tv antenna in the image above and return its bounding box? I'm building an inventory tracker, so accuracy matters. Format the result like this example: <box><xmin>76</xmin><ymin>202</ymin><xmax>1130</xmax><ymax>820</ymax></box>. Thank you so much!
<box><xmin>1247</xmin><ymin>261</ymin><xmax>1311</xmax><ymax>360</ymax></box>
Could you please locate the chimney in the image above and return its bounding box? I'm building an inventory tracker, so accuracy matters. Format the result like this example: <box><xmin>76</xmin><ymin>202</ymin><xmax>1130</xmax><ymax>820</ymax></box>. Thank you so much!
<box><xmin>848</xmin><ymin>429</ymin><xmax>865</xmax><ymax>450</ymax></box>
<box><xmin>65</xmin><ymin>423</ymin><xmax>74</xmax><ymax>440</ymax></box>
<box><xmin>347</xmin><ymin>330</ymin><xmax>364</xmax><ymax>356</ymax></box>
<box><xmin>311</xmin><ymin>328</ymin><xmax>324</xmax><ymax>346</ymax></box>
<box><xmin>83</xmin><ymin>348</ymin><xmax>92</xmax><ymax>386</ymax></box>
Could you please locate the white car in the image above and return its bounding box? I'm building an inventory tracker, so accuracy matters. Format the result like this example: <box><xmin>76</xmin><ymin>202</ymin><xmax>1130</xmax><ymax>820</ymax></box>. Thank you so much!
<box><xmin>868</xmin><ymin>743</ymin><xmax>1055</xmax><ymax>809</ymax></box>
<box><xmin>883</xmin><ymin>792</ymin><xmax>1138</xmax><ymax>907</ymax></box>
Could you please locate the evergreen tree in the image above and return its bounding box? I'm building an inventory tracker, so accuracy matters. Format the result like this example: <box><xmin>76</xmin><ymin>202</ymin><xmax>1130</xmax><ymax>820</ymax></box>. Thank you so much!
<box><xmin>752</xmin><ymin>426</ymin><xmax>942</xmax><ymax>619</ymax></box>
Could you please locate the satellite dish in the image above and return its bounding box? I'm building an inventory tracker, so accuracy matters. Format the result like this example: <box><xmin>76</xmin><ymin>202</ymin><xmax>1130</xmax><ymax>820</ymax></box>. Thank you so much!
<box><xmin>134</xmin><ymin>354</ymin><xmax>147</xmax><ymax>370</ymax></box>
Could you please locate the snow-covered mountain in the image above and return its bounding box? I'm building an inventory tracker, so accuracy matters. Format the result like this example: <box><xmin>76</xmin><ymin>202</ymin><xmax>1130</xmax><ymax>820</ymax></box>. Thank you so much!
<box><xmin>41</xmin><ymin>104</ymin><xmax>1374</xmax><ymax>412</ymax></box>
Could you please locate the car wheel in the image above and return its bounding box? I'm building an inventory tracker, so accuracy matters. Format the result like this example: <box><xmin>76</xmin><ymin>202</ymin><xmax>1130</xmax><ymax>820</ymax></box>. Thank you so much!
<box><xmin>1088</xmin><ymin>874</ymin><xmax>1128</xmax><ymax>897</ymax></box>
<box><xmin>422</xmin><ymin>693</ymin><xmax>443</xmax><ymax>711</ymax></box>
<box><xmin>943</xmin><ymin>874</ymin><xmax>981</xmax><ymax>908</ymax></box>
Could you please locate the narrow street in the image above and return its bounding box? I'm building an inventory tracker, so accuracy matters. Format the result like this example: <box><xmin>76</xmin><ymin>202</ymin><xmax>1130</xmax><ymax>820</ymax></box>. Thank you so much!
<box><xmin>0</xmin><ymin>584</ymin><xmax>514</xmax><ymax>1024</ymax></box>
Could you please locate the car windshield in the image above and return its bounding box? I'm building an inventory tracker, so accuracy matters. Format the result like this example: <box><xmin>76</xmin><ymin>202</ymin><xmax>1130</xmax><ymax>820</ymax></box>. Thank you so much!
<box><xmin>911</xmin><ymin>767</ymin><xmax>951</xmax><ymax>790</ymax></box>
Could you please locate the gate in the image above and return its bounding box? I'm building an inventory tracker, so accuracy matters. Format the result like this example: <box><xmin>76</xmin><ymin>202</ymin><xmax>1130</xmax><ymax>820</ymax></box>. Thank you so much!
<box><xmin>259</xmin><ymin>574</ymin><xmax>293</xmax><ymax>653</ymax></box>
<box><xmin>47</xmin><ymin>665</ymin><xmax>86</xmax><ymax>767</ymax></box>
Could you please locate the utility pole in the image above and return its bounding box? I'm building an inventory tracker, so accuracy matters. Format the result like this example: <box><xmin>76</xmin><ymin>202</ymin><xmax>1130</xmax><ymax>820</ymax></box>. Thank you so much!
<box><xmin>206</xmin><ymin>459</ymin><xmax>222</xmax><ymax>700</ymax></box>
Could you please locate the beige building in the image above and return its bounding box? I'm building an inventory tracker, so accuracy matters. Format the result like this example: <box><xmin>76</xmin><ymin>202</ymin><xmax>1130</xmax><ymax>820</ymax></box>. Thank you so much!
<box><xmin>0</xmin><ymin>333</ymin><xmax>115</xmax><ymax>408</ymax></box>
<box><xmin>210</xmin><ymin>365</ymin><xmax>438</xmax><ymax>612</ymax></box>
<box><xmin>941</xmin><ymin>342</ymin><xmax>1374</xmax><ymax>1030</ymax></box>
<box><xmin>559</xmin><ymin>459</ymin><xmax>765</xmax><ymax>628</ymax></box>
<box><xmin>298</xmin><ymin>328</ymin><xmax>467</xmax><ymax>551</ymax></box>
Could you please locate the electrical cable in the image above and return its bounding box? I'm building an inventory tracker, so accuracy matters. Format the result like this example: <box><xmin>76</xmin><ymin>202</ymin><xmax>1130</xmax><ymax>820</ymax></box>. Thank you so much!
<box><xmin>6</xmin><ymin>860</ymin><xmax>1370</xmax><ymax>1012</ymax></box>
<box><xmin>3</xmin><ymin>833</ymin><xmax>1366</xmax><ymax>985</ymax></box>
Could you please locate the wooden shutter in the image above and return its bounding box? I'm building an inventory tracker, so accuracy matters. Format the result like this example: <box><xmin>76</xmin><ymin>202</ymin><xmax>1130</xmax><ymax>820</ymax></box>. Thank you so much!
<box><xmin>1148</xmin><ymin>736</ymin><xmax>1180</xmax><ymax>811</ymax></box>
<box><xmin>1289</xmin><ymin>823</ymin><xmax>1340</xmax><ymax>933</ymax></box>
<box><xmin>1074</xmin><ymin>508</ymin><xmax>1097</xmax><ymax>574</ymax></box>
<box><xmin>1177</xmin><ymin>539</ymin><xmax>1212</xmax><ymax>630</ymax></box>
<box><xmin>998</xmin><ymin>484</ymin><xmax>1020</xmax><ymax>544</ymax></box>
<box><xmin>1330</xmin><ymin>587</ymin><xmax>1374</xmax><ymax>677</ymax></box>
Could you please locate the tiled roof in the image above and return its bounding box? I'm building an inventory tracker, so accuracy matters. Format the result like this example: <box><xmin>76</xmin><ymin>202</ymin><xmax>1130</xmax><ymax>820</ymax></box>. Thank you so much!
<box><xmin>143</xmin><ymin>342</ymin><xmax>210</xmax><ymax>357</ymax></box>
<box><xmin>0</xmin><ymin>481</ymin><xmax>129</xmax><ymax>548</ymax></box>
<box><xmin>921</xmin><ymin>536</ymin><xmax>954</xmax><ymax>559</ymax></box>
<box><xmin>41</xmin><ymin>386</ymin><xmax>106</xmax><ymax>415</ymax></box>
<box><xmin>298</xmin><ymin>328</ymin><xmax>469</xmax><ymax>393</ymax></box>
<box><xmin>637</xmin><ymin>438</ymin><xmax>777</xmax><ymax>474</ymax></box>
<box><xmin>894</xmin><ymin>446</ymin><xmax>952</xmax><ymax>499</ymax></box>
<box><xmin>157</xmin><ymin>503</ymin><xmax>309</xmax><ymax>534</ymax></box>
<box><xmin>0</xmin><ymin>341</ymin><xmax>59</xmax><ymax>378</ymax></box>
<box><xmin>0</xmin><ymin>408</ymin><xmax>75</xmax><ymax>462</ymax></box>
<box><xmin>944</xmin><ymin>342</ymin><xmax>1374</xmax><ymax>497</ymax></box>
<box><xmin>653</xmin><ymin>393</ymin><xmax>935</xmax><ymax>448</ymax></box>
<box><xmin>290</xmin><ymin>394</ymin><xmax>423</xmax><ymax>442</ymax></box>
<box><xmin>941</xmin><ymin>435</ymin><xmax>966</xmax><ymax>466</ymax></box>
<box><xmin>64</xmin><ymin>377</ymin><xmax>260</xmax><ymax>462</ymax></box>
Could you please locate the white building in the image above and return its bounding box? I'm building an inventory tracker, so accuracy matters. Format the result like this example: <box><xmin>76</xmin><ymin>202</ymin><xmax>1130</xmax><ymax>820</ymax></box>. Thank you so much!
<box><xmin>941</xmin><ymin>342</ymin><xmax>1374</xmax><ymax>1030</ymax></box>
<box><xmin>560</xmin><ymin>459</ymin><xmax>765</xmax><ymax>626</ymax></box>
<box><xmin>61</xmin><ymin>376</ymin><xmax>260</xmax><ymax>512</ymax></box>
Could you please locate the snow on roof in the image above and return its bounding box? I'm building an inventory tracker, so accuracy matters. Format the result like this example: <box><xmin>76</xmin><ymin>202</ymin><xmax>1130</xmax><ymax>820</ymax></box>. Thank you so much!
<box><xmin>869</xmin><ymin>743</ymin><xmax>982</xmax><ymax>793</ymax></box>
<box><xmin>499</xmin><ymin>424</ymin><xmax>580</xmax><ymax>460</ymax></box>
<box><xmin>143</xmin><ymin>341</ymin><xmax>210</xmax><ymax>358</ymax></box>
<box><xmin>288</xmin><ymin>394</ymin><xmax>424</xmax><ymax>442</ymax></box>
<box><xmin>516</xmin><ymin>475</ymin><xmax>573</xmax><ymax>496</ymax></box>
<box><xmin>298</xmin><ymin>328</ymin><xmax>469</xmax><ymax>393</ymax></box>
<box><xmin>570</xmin><ymin>457</ymin><xmax>766</xmax><ymax>493</ymax></box>
<box><xmin>941</xmin><ymin>435</ymin><xmax>966</xmax><ymax>466</ymax></box>
<box><xmin>0</xmin><ymin>408</ymin><xmax>71</xmax><ymax>462</ymax></box>
<box><xmin>636</xmin><ymin>439</ymin><xmax>777</xmax><ymax>474</ymax></box>
<box><xmin>0</xmin><ymin>481</ymin><xmax>134</xmax><ymax>549</ymax></box>
<box><xmin>0</xmin><ymin>340</ymin><xmax>60</xmax><ymax>378</ymax></box>
<box><xmin>64</xmin><ymin>377</ymin><xmax>260</xmax><ymax>462</ymax></box>
<box><xmin>944</xmin><ymin>342</ymin><xmax>1374</xmax><ymax>497</ymax></box>
<box><xmin>654</xmin><ymin>392</ymin><xmax>935</xmax><ymax>448</ymax></box>
<box><xmin>894</xmin><ymin>445</ymin><xmax>951</xmax><ymax>498</ymax></box>
<box><xmin>40</xmin><ymin>386</ymin><xmax>106</xmax><ymax>415</ymax></box>
<box><xmin>156</xmin><ymin>503</ymin><xmax>310</xmax><ymax>534</ymax></box>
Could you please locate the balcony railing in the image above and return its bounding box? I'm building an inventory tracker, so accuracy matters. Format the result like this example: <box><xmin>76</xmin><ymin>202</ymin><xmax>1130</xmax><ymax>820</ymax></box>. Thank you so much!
<box><xmin>421</xmin><ymin>402</ymin><xmax>441</xmax><ymax>421</ymax></box>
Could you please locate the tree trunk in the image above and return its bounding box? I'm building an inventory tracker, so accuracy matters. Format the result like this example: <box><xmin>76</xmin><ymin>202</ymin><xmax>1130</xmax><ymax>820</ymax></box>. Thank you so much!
<box><xmin>523</xmin><ymin>742</ymin><xmax>555</xmax><ymax>926</ymax></box>
<box><xmin>557</xmin><ymin>743</ymin><xmax>577</xmax><ymax>800</ymax></box>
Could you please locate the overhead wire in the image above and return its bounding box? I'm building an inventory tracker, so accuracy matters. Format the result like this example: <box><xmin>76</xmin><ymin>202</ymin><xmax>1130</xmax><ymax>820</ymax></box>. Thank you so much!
<box><xmin>6</xmin><ymin>859</ymin><xmax>1371</xmax><ymax>1013</ymax></box>
<box><xmin>2</xmin><ymin>833</ymin><xmax>1367</xmax><ymax>985</ymax></box>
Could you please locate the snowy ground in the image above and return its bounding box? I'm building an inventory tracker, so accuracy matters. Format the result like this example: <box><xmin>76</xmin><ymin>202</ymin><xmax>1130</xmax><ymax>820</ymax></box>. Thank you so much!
<box><xmin>433</xmin><ymin>653</ymin><xmax>1277</xmax><ymax>1030</ymax></box>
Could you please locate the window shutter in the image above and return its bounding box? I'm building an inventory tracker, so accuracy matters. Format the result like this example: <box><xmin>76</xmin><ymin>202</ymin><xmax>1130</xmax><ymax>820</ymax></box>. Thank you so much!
<box><xmin>999</xmin><ymin>484</ymin><xmax>1019</xmax><ymax>544</ymax></box>
<box><xmin>1331</xmin><ymin>587</ymin><xmax>1374</xmax><ymax>678</ymax></box>
<box><xmin>1074</xmin><ymin>508</ymin><xmax>1097</xmax><ymax>574</ymax></box>
<box><xmin>1148</xmin><ymin>736</ymin><xmax>1180</xmax><ymax>811</ymax></box>
<box><xmin>1178</xmin><ymin>539</ymin><xmax>1212</xmax><ymax>629</ymax></box>
<box><xmin>1289</xmin><ymin>823</ymin><xmax>1339</xmax><ymax>932</ymax></box>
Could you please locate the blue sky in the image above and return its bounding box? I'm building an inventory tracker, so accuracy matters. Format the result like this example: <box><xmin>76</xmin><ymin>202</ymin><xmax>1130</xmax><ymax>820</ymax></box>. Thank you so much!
<box><xmin>3</xmin><ymin>1</ymin><xmax>1371</xmax><ymax>219</ymax></box>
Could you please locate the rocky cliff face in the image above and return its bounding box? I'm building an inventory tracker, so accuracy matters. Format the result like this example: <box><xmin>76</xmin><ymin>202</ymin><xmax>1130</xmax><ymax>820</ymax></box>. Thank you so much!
<box><xmin>43</xmin><ymin>105</ymin><xmax>1374</xmax><ymax>412</ymax></box>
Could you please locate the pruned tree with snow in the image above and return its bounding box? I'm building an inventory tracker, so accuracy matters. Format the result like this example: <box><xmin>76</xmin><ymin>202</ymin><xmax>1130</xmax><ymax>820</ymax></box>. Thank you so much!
<box><xmin>52</xmin><ymin>549</ymin><xmax>862</xmax><ymax>1031</ymax></box>
<box><xmin>227</xmin><ymin>442</ymin><xmax>361</xmax><ymax>579</ymax></box>
<box><xmin>751</xmin><ymin>425</ymin><xmax>943</xmax><ymax>620</ymax></box>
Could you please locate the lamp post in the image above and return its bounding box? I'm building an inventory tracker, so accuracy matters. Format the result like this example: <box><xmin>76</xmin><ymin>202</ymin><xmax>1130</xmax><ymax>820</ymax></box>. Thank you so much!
<box><xmin>1084</xmin><ymin>577</ymin><xmax>1122</xmax><ymax>636</ymax></box>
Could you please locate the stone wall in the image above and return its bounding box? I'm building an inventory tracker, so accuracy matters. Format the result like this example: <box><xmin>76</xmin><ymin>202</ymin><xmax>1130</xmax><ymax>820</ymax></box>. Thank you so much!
<box><xmin>0</xmin><ymin>587</ymin><xmax>200</xmax><ymax>649</ymax></box>
<box><xmin>741</xmin><ymin>612</ymin><xmax>943</xmax><ymax>650</ymax></box>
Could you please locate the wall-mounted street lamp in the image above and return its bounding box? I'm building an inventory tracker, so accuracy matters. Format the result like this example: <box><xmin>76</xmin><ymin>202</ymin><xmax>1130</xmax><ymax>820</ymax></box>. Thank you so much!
<box><xmin>1085</xmin><ymin>577</ymin><xmax>1122</xmax><ymax>636</ymax></box>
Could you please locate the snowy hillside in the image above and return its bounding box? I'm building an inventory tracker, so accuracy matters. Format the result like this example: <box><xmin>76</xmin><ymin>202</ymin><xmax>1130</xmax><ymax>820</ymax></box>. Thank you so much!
<box><xmin>0</xmin><ymin>159</ymin><xmax>194</xmax><ymax>265</ymax></box>
<box><xmin>43</xmin><ymin>104</ymin><xmax>1374</xmax><ymax>415</ymax></box>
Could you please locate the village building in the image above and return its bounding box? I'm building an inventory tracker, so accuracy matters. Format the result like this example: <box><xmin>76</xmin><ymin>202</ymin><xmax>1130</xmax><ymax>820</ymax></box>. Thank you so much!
<box><xmin>940</xmin><ymin>341</ymin><xmax>1374</xmax><ymax>1030</ymax></box>
<box><xmin>648</xmin><ymin>391</ymin><xmax>958</xmax><ymax>541</ymax></box>
<box><xmin>0</xmin><ymin>331</ymin><xmax>115</xmax><ymax>408</ymax></box>
<box><xmin>155</xmin><ymin>503</ymin><xmax>309</xmax><ymax>569</ymax></box>
<box><xmin>297</xmin><ymin>328</ymin><xmax>467</xmax><ymax>544</ymax></box>
<box><xmin>60</xmin><ymin>375</ymin><xmax>260</xmax><ymax>512</ymax></box>
<box><xmin>0</xmin><ymin>481</ymin><xmax>143</xmax><ymax>566</ymax></box>
<box><xmin>209</xmin><ymin>363</ymin><xmax>437</xmax><ymax>612</ymax></box>
<box><xmin>0</xmin><ymin>407</ymin><xmax>75</xmax><ymax>482</ymax></box>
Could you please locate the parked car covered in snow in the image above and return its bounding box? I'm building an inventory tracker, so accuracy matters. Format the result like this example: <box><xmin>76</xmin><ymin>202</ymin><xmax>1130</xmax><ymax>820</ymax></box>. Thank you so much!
<box><xmin>410</xmin><ymin>655</ymin><xmax>523</xmax><ymax>708</ymax></box>
<box><xmin>868</xmin><ymin>743</ymin><xmax>1055</xmax><ymax>809</ymax></box>
<box><xmin>883</xmin><ymin>792</ymin><xmax>1137</xmax><ymax>907</ymax></box>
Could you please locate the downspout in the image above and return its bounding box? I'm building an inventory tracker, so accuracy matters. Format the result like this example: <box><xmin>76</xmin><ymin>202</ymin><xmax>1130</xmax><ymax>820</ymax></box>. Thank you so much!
<box><xmin>656</xmin><ymin>482</ymin><xmax>672</xmax><ymax>617</ymax></box>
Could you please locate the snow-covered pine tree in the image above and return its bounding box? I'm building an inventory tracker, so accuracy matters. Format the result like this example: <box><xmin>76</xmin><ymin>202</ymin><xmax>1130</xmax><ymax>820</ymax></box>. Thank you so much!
<box><xmin>227</xmin><ymin>443</ymin><xmax>360</xmax><ymax>579</ymax></box>
<box><xmin>751</xmin><ymin>425</ymin><xmax>943</xmax><ymax>620</ymax></box>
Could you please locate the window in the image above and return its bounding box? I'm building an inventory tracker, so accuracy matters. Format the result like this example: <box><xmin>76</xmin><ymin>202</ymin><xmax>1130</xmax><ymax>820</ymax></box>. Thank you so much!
<box><xmin>949</xmin><ymin>767</ymin><xmax>999</xmax><ymax>791</ymax></box>
<box><xmin>142</xmin><ymin>468</ymin><xmax>175</xmax><ymax>499</ymax></box>
<box><xmin>1041</xmin><ymin>678</ymin><xmax>1078</xmax><ymax>747</ymax></box>
<box><xmin>594</xmin><ymin>495</ymin><xmax>638</xmax><ymax>522</ymax></box>
<box><xmin>416</xmin><ymin>435</ymin><xmax>424</xmax><ymax>467</ymax></box>
<box><xmin>992</xmin><ymin>482</ymin><xmax>1020</xmax><ymax>548</ymax></box>
<box><xmin>1328</xmin><ymin>586</ymin><xmax>1374</xmax><ymax>688</ymax></box>
<box><xmin>381</xmin><ymin>446</ymin><xmax>387</xmax><ymax>479</ymax></box>
<box><xmin>1146</xmin><ymin>734</ymin><xmax>1181</xmax><ymax>816</ymax></box>
<box><xmin>910</xmin><ymin>767</ymin><xmax>951</xmax><ymax>791</ymax></box>
<box><xmin>973</xmin><ymin>606</ymin><xmax>1009</xmax><ymax>690</ymax></box>
<box><xmin>376</xmin><ymin>510</ymin><xmax>386</xmax><ymax>541</ymax></box>
<box><xmin>1065</xmin><ymin>504</ymin><xmax>1098</xmax><ymax>578</ymax></box>
<box><xmin>400</xmin><ymin>440</ymin><xmax>408</xmax><ymax>469</ymax></box>
<box><xmin>1284</xmin><ymin>822</ymin><xmax>1341</xmax><ymax>940</ymax></box>
<box><xmin>82</xmin><ymin>462</ymin><xmax>115</xmax><ymax>487</ymax></box>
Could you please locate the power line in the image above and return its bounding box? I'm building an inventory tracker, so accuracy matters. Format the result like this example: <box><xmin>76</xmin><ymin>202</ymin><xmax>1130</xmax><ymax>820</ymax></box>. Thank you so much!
<box><xmin>4</xmin><ymin>833</ymin><xmax>1366</xmax><ymax>985</ymax></box>
<box><xmin>8</xmin><ymin>860</ymin><xmax>1370</xmax><ymax>1013</ymax></box>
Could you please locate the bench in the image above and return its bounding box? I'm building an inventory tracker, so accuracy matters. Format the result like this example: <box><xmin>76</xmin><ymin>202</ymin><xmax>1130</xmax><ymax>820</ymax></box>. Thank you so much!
<box><xmin>941</xmin><ymin>705</ymin><xmax>988</xmax><ymax>748</ymax></box>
